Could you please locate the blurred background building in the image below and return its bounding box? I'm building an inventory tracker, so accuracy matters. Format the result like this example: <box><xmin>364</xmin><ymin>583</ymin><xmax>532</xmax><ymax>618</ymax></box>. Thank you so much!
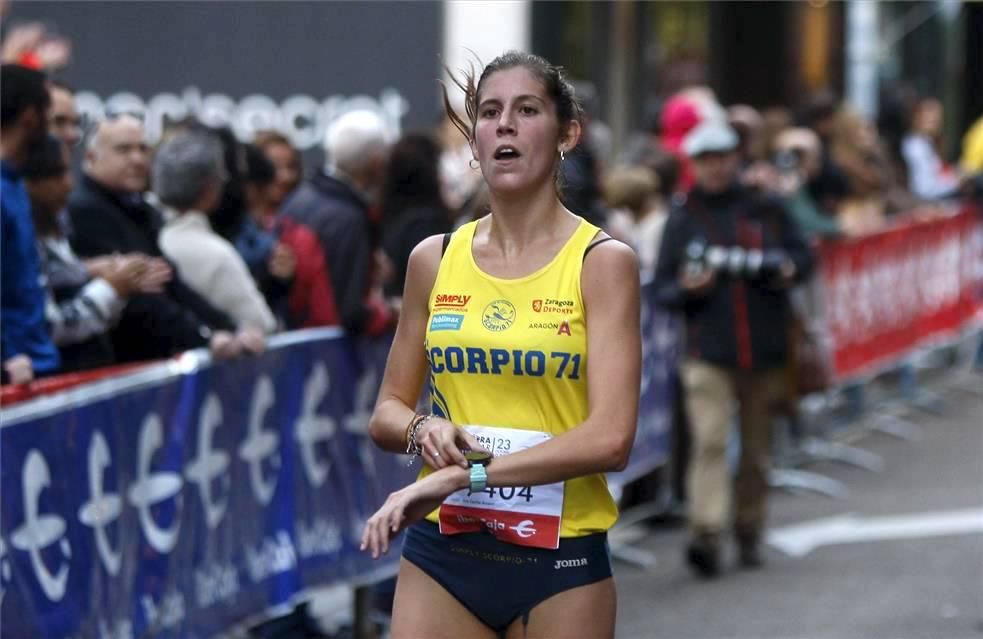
<box><xmin>532</xmin><ymin>0</ymin><xmax>980</xmax><ymax>161</ymax></box>
<box><xmin>10</xmin><ymin>0</ymin><xmax>979</xmax><ymax>163</ymax></box>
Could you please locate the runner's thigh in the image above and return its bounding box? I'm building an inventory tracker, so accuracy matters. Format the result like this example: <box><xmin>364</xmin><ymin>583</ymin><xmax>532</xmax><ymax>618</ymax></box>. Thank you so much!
<box><xmin>505</xmin><ymin>577</ymin><xmax>616</xmax><ymax>639</ymax></box>
<box><xmin>391</xmin><ymin>557</ymin><xmax>497</xmax><ymax>639</ymax></box>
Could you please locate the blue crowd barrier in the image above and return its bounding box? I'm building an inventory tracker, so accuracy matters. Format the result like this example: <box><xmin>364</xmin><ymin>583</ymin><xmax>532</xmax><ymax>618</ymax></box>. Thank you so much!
<box><xmin>1</xmin><ymin>329</ymin><xmax>413</xmax><ymax>638</ymax></box>
<box><xmin>0</xmin><ymin>282</ymin><xmax>677</xmax><ymax>638</ymax></box>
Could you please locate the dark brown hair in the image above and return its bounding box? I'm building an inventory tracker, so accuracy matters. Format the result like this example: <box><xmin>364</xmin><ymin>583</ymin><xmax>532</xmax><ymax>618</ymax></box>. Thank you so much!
<box><xmin>442</xmin><ymin>51</ymin><xmax>583</xmax><ymax>144</ymax></box>
<box><xmin>1</xmin><ymin>64</ymin><xmax>50</xmax><ymax>128</ymax></box>
<box><xmin>253</xmin><ymin>129</ymin><xmax>301</xmax><ymax>167</ymax></box>
<box><xmin>380</xmin><ymin>132</ymin><xmax>447</xmax><ymax>223</ymax></box>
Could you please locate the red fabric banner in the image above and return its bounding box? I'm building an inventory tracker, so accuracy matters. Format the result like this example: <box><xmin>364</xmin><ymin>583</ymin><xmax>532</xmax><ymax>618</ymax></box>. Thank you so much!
<box><xmin>0</xmin><ymin>361</ymin><xmax>158</xmax><ymax>406</ymax></box>
<box><xmin>819</xmin><ymin>207</ymin><xmax>983</xmax><ymax>381</ymax></box>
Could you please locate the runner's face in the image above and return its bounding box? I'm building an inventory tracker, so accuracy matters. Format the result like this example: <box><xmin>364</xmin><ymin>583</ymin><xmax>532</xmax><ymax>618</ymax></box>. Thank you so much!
<box><xmin>472</xmin><ymin>67</ymin><xmax>576</xmax><ymax>197</ymax></box>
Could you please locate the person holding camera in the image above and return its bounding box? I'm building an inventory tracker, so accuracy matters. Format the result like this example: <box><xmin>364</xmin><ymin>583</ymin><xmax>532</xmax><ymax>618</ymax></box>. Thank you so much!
<box><xmin>773</xmin><ymin>127</ymin><xmax>844</xmax><ymax>239</ymax></box>
<box><xmin>653</xmin><ymin>119</ymin><xmax>814</xmax><ymax>578</ymax></box>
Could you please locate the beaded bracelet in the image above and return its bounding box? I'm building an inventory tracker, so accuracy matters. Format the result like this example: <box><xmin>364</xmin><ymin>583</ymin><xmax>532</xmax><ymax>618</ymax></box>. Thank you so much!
<box><xmin>404</xmin><ymin>413</ymin><xmax>436</xmax><ymax>458</ymax></box>
<box><xmin>403</xmin><ymin>413</ymin><xmax>422</xmax><ymax>453</ymax></box>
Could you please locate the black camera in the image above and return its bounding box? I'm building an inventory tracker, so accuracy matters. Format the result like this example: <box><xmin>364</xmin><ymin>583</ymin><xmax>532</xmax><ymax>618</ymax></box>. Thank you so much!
<box><xmin>774</xmin><ymin>149</ymin><xmax>801</xmax><ymax>175</ymax></box>
<box><xmin>684</xmin><ymin>240</ymin><xmax>787</xmax><ymax>281</ymax></box>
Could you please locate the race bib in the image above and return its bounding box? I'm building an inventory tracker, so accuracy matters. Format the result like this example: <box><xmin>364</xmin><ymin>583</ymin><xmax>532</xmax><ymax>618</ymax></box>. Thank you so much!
<box><xmin>439</xmin><ymin>425</ymin><xmax>564</xmax><ymax>549</ymax></box>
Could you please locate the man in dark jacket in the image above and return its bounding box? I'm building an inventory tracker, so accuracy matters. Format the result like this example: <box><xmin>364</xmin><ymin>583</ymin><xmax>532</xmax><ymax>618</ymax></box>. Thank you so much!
<box><xmin>281</xmin><ymin>110</ymin><xmax>395</xmax><ymax>336</ymax></box>
<box><xmin>654</xmin><ymin>119</ymin><xmax>814</xmax><ymax>578</ymax></box>
<box><xmin>68</xmin><ymin>114</ymin><xmax>253</xmax><ymax>363</ymax></box>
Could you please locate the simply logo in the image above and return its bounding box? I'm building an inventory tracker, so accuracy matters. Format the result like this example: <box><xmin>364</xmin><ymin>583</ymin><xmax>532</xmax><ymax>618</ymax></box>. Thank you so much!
<box><xmin>434</xmin><ymin>294</ymin><xmax>472</xmax><ymax>310</ymax></box>
<box><xmin>482</xmin><ymin>300</ymin><xmax>516</xmax><ymax>332</ymax></box>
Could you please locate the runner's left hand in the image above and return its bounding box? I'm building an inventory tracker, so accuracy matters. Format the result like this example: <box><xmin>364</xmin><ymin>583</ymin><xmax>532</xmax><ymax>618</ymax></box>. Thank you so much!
<box><xmin>416</xmin><ymin>417</ymin><xmax>486</xmax><ymax>470</ymax></box>
<box><xmin>360</xmin><ymin>466</ymin><xmax>464</xmax><ymax>559</ymax></box>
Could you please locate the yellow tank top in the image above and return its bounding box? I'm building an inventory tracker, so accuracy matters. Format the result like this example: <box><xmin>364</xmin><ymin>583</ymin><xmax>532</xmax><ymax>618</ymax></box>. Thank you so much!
<box><xmin>421</xmin><ymin>216</ymin><xmax>618</xmax><ymax>537</ymax></box>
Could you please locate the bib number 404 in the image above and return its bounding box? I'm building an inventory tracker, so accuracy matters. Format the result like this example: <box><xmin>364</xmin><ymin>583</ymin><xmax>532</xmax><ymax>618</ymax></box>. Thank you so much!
<box><xmin>467</xmin><ymin>485</ymin><xmax>534</xmax><ymax>501</ymax></box>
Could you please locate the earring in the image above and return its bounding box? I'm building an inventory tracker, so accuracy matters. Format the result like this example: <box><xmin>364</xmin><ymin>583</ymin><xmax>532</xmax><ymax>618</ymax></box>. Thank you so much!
<box><xmin>470</xmin><ymin>159</ymin><xmax>479</xmax><ymax>170</ymax></box>
<box><xmin>559</xmin><ymin>149</ymin><xmax>565</xmax><ymax>161</ymax></box>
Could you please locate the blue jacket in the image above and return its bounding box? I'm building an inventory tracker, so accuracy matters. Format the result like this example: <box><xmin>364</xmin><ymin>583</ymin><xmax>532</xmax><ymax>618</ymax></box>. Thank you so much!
<box><xmin>1</xmin><ymin>160</ymin><xmax>60</xmax><ymax>375</ymax></box>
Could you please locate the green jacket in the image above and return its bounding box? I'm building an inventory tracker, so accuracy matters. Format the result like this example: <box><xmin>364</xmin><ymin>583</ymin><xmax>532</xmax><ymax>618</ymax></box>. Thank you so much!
<box><xmin>785</xmin><ymin>188</ymin><xmax>841</xmax><ymax>239</ymax></box>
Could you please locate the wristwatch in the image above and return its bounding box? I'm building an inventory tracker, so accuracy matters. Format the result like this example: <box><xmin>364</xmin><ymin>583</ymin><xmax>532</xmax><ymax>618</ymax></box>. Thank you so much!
<box><xmin>465</xmin><ymin>450</ymin><xmax>493</xmax><ymax>492</ymax></box>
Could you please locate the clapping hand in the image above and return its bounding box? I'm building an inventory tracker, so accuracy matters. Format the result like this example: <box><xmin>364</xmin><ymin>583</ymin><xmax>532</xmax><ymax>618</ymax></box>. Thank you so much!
<box><xmin>134</xmin><ymin>257</ymin><xmax>173</xmax><ymax>293</ymax></box>
<box><xmin>100</xmin><ymin>254</ymin><xmax>148</xmax><ymax>296</ymax></box>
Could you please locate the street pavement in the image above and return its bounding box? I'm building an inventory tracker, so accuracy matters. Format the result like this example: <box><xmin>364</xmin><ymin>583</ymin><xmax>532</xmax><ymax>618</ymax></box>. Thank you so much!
<box><xmin>614</xmin><ymin>373</ymin><xmax>983</xmax><ymax>639</ymax></box>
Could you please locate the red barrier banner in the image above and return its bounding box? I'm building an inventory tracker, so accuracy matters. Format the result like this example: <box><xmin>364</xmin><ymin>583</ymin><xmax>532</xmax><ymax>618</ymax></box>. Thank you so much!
<box><xmin>819</xmin><ymin>207</ymin><xmax>983</xmax><ymax>381</ymax></box>
<box><xmin>0</xmin><ymin>360</ymin><xmax>158</xmax><ymax>406</ymax></box>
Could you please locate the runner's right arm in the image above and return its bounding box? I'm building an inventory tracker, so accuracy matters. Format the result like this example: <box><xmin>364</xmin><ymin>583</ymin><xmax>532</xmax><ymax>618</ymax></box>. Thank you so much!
<box><xmin>367</xmin><ymin>235</ymin><xmax>483</xmax><ymax>468</ymax></box>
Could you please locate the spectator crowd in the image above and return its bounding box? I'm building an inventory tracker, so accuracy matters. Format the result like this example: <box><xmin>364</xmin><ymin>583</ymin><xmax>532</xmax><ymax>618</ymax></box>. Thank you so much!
<box><xmin>3</xmin><ymin>46</ymin><xmax>979</xmax><ymax>384</ymax></box>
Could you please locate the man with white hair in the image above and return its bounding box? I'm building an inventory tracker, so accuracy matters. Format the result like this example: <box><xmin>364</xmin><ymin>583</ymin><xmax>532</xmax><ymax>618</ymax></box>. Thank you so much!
<box><xmin>156</xmin><ymin>129</ymin><xmax>276</xmax><ymax>336</ymax></box>
<box><xmin>68</xmin><ymin>115</ymin><xmax>250</xmax><ymax>362</ymax></box>
<box><xmin>281</xmin><ymin>109</ymin><xmax>395</xmax><ymax>335</ymax></box>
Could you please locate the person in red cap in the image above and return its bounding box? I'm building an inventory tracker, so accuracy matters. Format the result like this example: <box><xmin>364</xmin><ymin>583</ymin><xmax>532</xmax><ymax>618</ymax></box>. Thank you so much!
<box><xmin>659</xmin><ymin>94</ymin><xmax>703</xmax><ymax>192</ymax></box>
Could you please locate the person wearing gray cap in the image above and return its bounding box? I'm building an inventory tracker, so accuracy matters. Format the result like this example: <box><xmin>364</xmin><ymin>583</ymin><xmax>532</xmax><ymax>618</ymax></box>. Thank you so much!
<box><xmin>653</xmin><ymin>117</ymin><xmax>815</xmax><ymax>579</ymax></box>
<box><xmin>682</xmin><ymin>119</ymin><xmax>740</xmax><ymax>161</ymax></box>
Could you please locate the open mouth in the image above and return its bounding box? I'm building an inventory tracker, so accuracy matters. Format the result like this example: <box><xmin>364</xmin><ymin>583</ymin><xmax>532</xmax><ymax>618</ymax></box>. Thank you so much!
<box><xmin>493</xmin><ymin>146</ymin><xmax>521</xmax><ymax>160</ymax></box>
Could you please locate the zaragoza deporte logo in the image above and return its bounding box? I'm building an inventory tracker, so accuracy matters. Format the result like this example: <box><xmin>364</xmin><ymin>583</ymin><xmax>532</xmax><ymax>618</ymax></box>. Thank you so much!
<box><xmin>482</xmin><ymin>300</ymin><xmax>516</xmax><ymax>332</ymax></box>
